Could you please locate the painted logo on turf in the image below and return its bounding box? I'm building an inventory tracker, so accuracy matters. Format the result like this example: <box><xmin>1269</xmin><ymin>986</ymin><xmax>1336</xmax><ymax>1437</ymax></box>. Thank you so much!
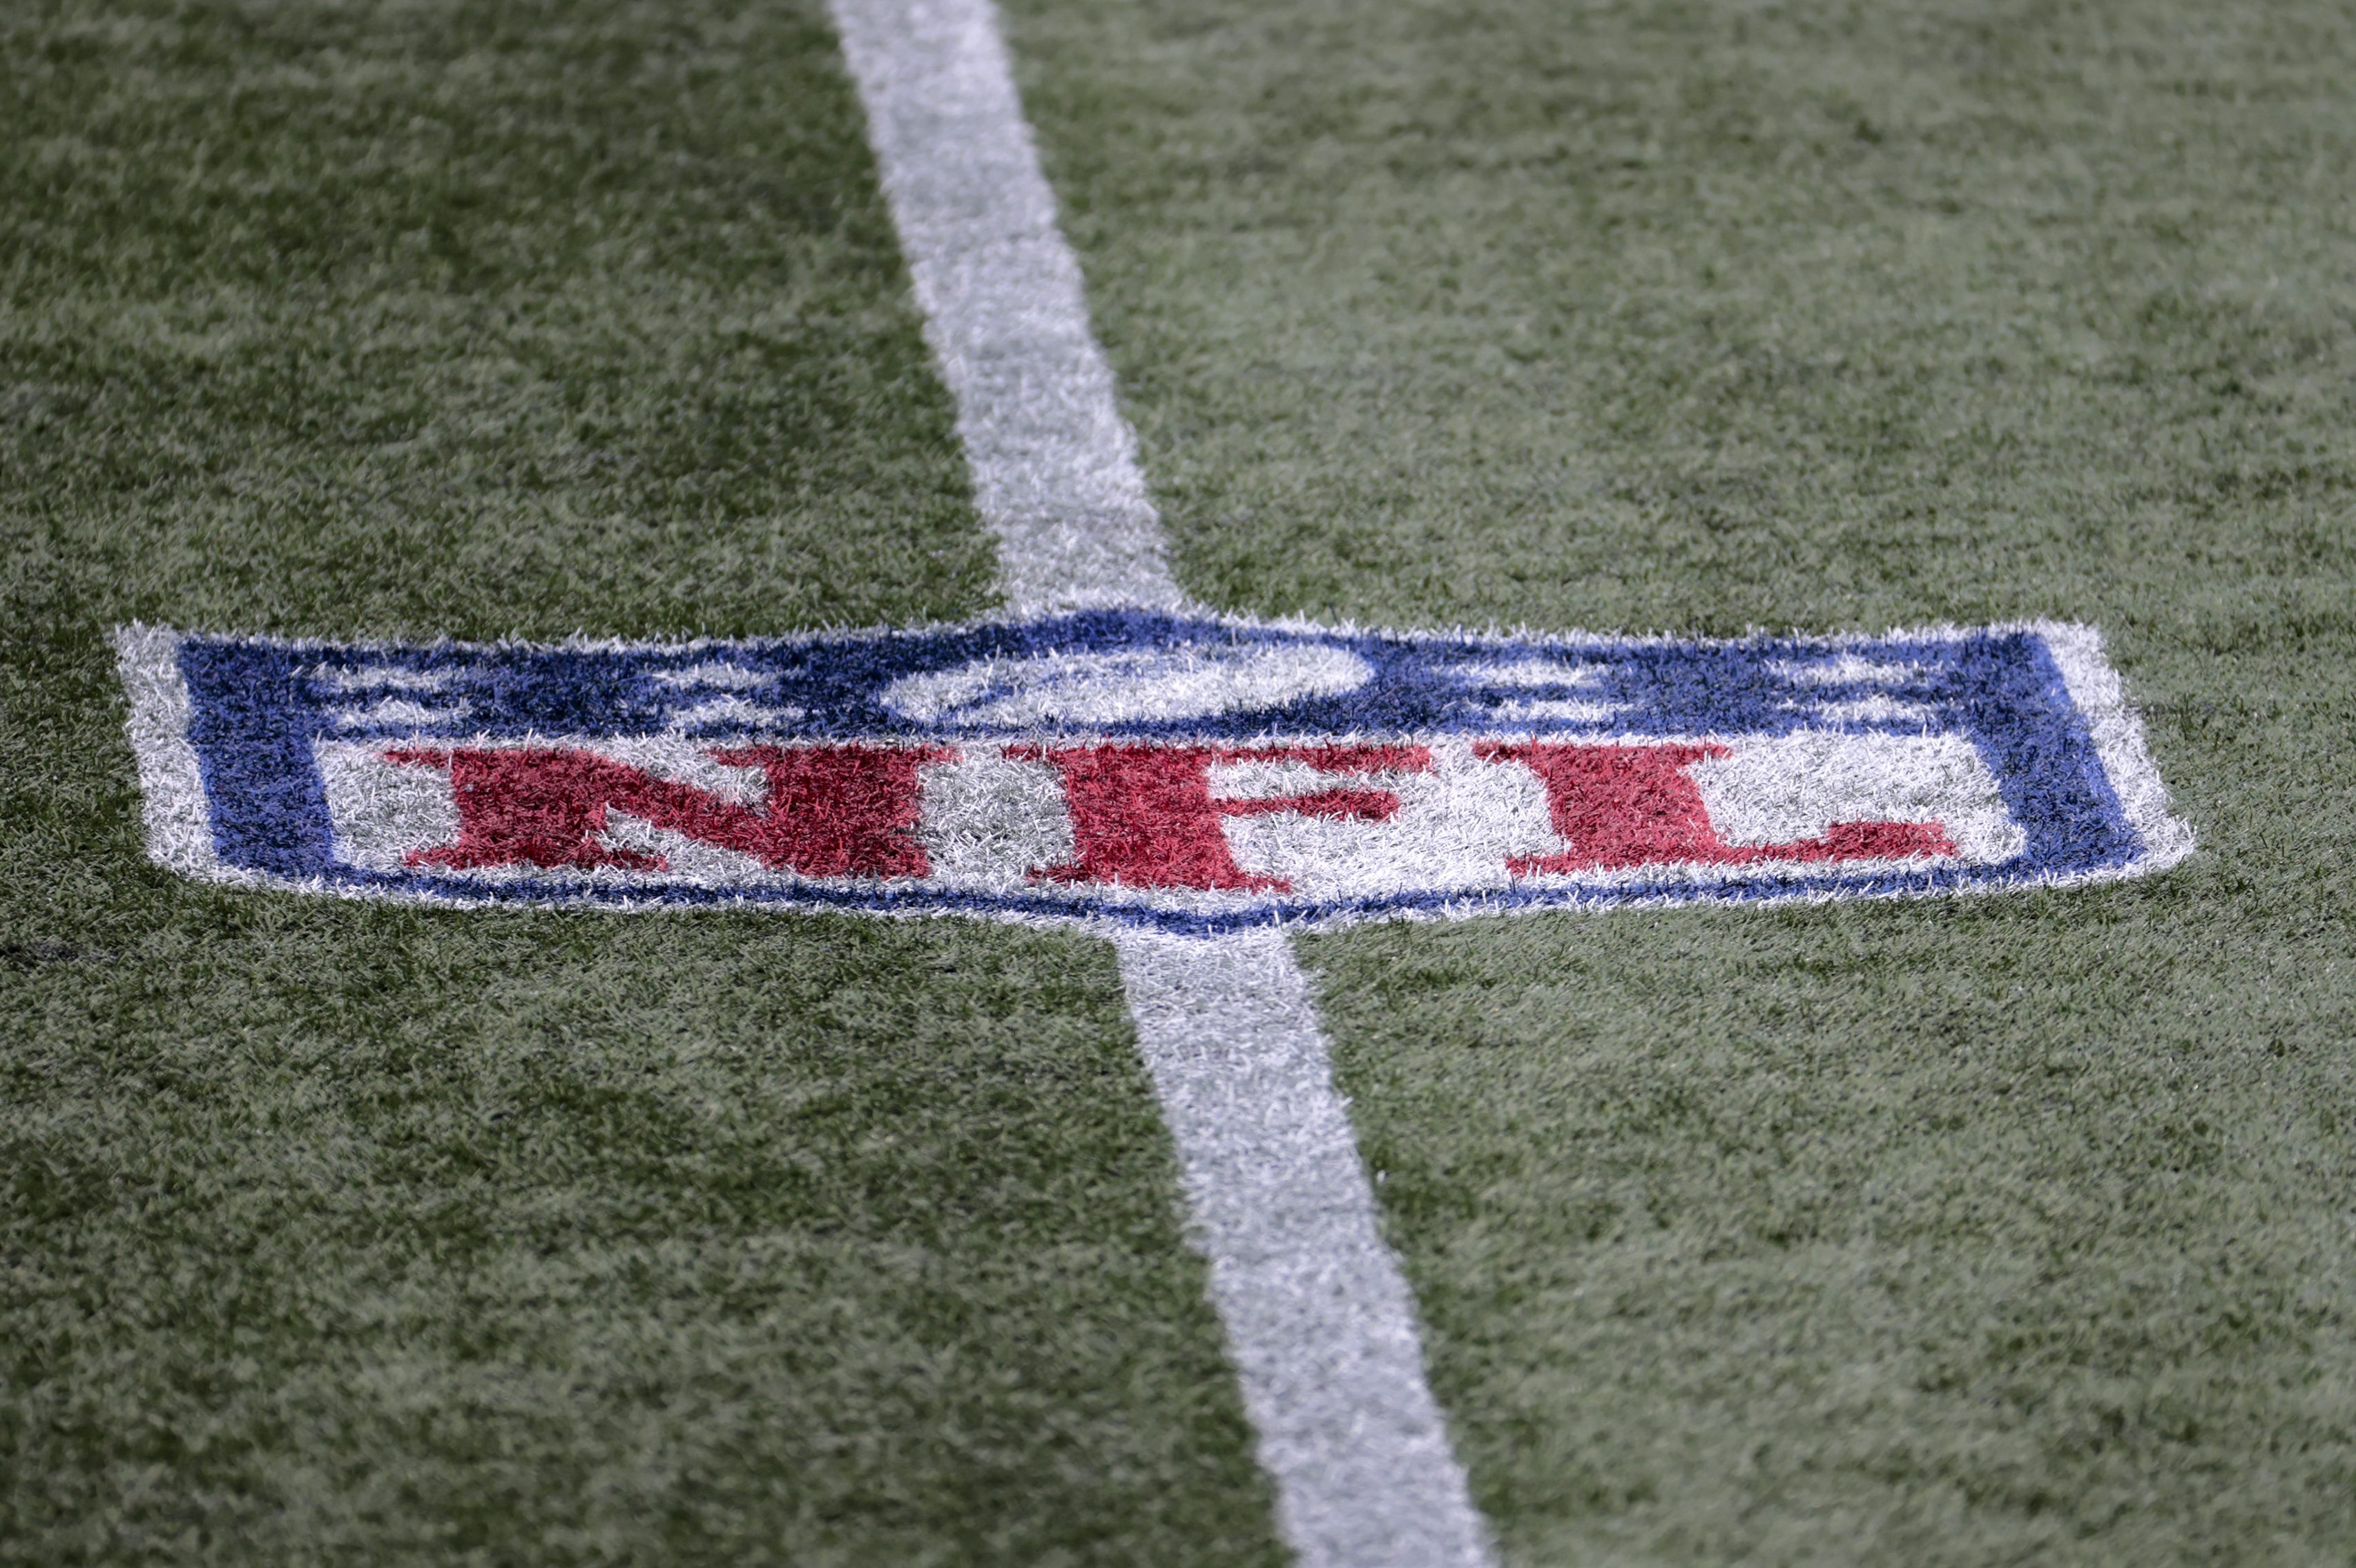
<box><xmin>114</xmin><ymin>613</ymin><xmax>2190</xmax><ymax>934</ymax></box>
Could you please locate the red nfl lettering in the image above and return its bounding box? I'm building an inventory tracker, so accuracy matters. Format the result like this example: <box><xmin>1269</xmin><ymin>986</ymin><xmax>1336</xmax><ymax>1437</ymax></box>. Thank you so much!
<box><xmin>1476</xmin><ymin>740</ymin><xmax>1956</xmax><ymax>873</ymax></box>
<box><xmin>388</xmin><ymin>744</ymin><xmax>950</xmax><ymax>878</ymax></box>
<box><xmin>1014</xmin><ymin>744</ymin><xmax>1431</xmax><ymax>891</ymax></box>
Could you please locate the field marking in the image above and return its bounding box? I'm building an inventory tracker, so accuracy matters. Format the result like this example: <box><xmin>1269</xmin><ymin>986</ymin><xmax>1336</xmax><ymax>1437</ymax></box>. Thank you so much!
<box><xmin>2041</xmin><ymin>623</ymin><xmax>2199</xmax><ymax>870</ymax></box>
<box><xmin>829</xmin><ymin>0</ymin><xmax>1185</xmax><ymax>618</ymax></box>
<box><xmin>112</xmin><ymin>623</ymin><xmax>236</xmax><ymax>885</ymax></box>
<box><xmin>828</xmin><ymin>0</ymin><xmax>1498</xmax><ymax>1562</ymax></box>
<box><xmin>1116</xmin><ymin>929</ymin><xmax>1498</xmax><ymax>1567</ymax></box>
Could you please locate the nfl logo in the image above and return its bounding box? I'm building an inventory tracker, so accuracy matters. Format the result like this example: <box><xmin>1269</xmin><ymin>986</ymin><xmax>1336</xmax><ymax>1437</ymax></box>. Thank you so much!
<box><xmin>116</xmin><ymin>610</ymin><xmax>2187</xmax><ymax>931</ymax></box>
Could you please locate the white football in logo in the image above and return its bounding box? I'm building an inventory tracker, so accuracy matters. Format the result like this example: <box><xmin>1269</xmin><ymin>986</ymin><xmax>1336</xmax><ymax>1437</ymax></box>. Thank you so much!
<box><xmin>880</xmin><ymin>641</ymin><xmax>1374</xmax><ymax>727</ymax></box>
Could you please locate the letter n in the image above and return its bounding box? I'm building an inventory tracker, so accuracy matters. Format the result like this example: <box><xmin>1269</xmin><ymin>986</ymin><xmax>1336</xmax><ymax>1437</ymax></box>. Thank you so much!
<box><xmin>388</xmin><ymin>744</ymin><xmax>949</xmax><ymax>878</ymax></box>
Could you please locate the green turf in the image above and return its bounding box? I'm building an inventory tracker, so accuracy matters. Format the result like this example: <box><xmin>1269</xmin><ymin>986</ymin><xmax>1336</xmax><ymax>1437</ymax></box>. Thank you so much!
<box><xmin>12</xmin><ymin>0</ymin><xmax>2356</xmax><ymax>1562</ymax></box>
<box><xmin>0</xmin><ymin>909</ymin><xmax>1281</xmax><ymax>1566</ymax></box>
<box><xmin>4</xmin><ymin>0</ymin><xmax>997</xmax><ymax>641</ymax></box>
<box><xmin>0</xmin><ymin>3</ymin><xmax>1283</xmax><ymax>1563</ymax></box>
<box><xmin>1000</xmin><ymin>0</ymin><xmax>2356</xmax><ymax>1562</ymax></box>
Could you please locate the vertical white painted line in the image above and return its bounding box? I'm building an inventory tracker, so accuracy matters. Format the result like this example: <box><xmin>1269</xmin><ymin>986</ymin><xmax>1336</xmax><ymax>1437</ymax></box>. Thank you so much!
<box><xmin>1114</xmin><ymin>929</ymin><xmax>1498</xmax><ymax>1568</ymax></box>
<box><xmin>829</xmin><ymin>0</ymin><xmax>1186</xmax><ymax>617</ymax></box>
<box><xmin>110</xmin><ymin>624</ymin><xmax>225</xmax><ymax>882</ymax></box>
<box><xmin>829</xmin><ymin>1</ymin><xmax>1498</xmax><ymax>1563</ymax></box>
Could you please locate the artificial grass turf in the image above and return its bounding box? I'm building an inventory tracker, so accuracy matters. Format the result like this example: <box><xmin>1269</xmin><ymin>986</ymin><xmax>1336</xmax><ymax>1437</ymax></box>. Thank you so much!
<box><xmin>5</xmin><ymin>0</ymin><xmax>998</xmax><ymax>641</ymax></box>
<box><xmin>998</xmin><ymin>0</ymin><xmax>2356</xmax><ymax>1562</ymax></box>
<box><xmin>0</xmin><ymin>907</ymin><xmax>1282</xmax><ymax>1567</ymax></box>
<box><xmin>1</xmin><ymin>2</ymin><xmax>1284</xmax><ymax>1562</ymax></box>
<box><xmin>12</xmin><ymin>0</ymin><xmax>2356</xmax><ymax>1562</ymax></box>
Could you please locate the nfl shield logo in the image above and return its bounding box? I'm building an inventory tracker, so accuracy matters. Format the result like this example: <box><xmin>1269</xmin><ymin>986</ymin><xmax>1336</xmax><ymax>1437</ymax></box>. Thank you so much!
<box><xmin>115</xmin><ymin>611</ymin><xmax>2189</xmax><ymax>933</ymax></box>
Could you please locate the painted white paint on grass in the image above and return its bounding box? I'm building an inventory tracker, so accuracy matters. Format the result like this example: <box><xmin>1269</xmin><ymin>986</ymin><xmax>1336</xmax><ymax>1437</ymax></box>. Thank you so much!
<box><xmin>881</xmin><ymin>639</ymin><xmax>1373</xmax><ymax>726</ymax></box>
<box><xmin>112</xmin><ymin>623</ymin><xmax>220</xmax><ymax>884</ymax></box>
<box><xmin>2042</xmin><ymin>622</ymin><xmax>2199</xmax><ymax>869</ymax></box>
<box><xmin>829</xmin><ymin>0</ymin><xmax>1185</xmax><ymax>617</ymax></box>
<box><xmin>1114</xmin><ymin>929</ymin><xmax>1496</xmax><ymax>1568</ymax></box>
<box><xmin>829</xmin><ymin>0</ymin><xmax>1499</xmax><ymax>1561</ymax></box>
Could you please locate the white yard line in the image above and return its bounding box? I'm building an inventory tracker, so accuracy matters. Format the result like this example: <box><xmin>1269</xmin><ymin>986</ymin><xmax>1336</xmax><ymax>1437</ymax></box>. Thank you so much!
<box><xmin>829</xmin><ymin>1</ymin><xmax>1497</xmax><ymax>1562</ymax></box>
<box><xmin>829</xmin><ymin>0</ymin><xmax>1186</xmax><ymax>618</ymax></box>
<box><xmin>1115</xmin><ymin>930</ymin><xmax>1498</xmax><ymax>1567</ymax></box>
